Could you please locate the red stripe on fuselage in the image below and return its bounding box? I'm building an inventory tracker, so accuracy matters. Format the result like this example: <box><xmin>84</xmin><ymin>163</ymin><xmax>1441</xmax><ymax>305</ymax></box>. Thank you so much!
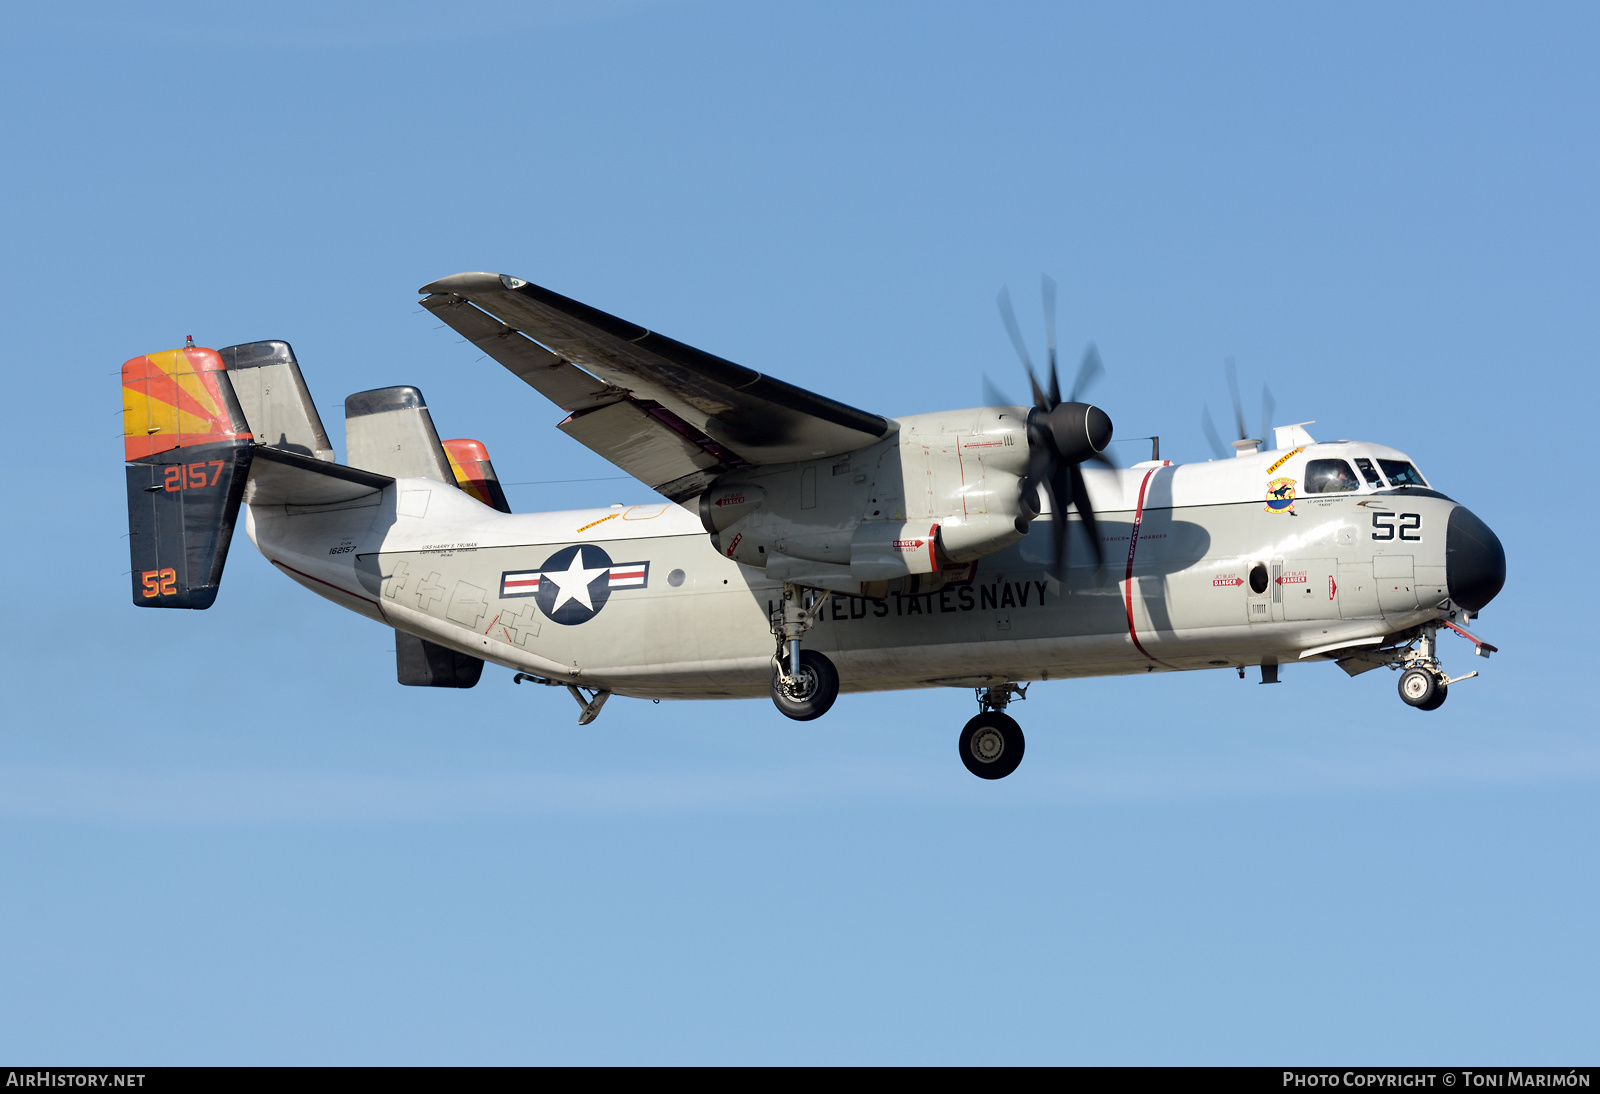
<box><xmin>1123</xmin><ymin>469</ymin><xmax>1176</xmax><ymax>669</ymax></box>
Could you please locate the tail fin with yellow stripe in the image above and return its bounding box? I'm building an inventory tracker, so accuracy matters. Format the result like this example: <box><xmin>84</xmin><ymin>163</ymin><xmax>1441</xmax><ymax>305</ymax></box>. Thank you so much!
<box><xmin>442</xmin><ymin>438</ymin><xmax>511</xmax><ymax>513</ymax></box>
<box><xmin>122</xmin><ymin>344</ymin><xmax>255</xmax><ymax>608</ymax></box>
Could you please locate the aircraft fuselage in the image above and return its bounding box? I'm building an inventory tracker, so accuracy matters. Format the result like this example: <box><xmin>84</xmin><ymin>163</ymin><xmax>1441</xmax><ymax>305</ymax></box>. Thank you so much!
<box><xmin>245</xmin><ymin>433</ymin><xmax>1497</xmax><ymax>700</ymax></box>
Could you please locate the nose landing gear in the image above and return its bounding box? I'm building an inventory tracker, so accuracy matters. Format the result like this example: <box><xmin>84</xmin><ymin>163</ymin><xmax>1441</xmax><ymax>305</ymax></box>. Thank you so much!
<box><xmin>1396</xmin><ymin>617</ymin><xmax>1496</xmax><ymax>711</ymax></box>
<box><xmin>1399</xmin><ymin>665</ymin><xmax>1447</xmax><ymax>710</ymax></box>
<box><xmin>960</xmin><ymin>683</ymin><xmax>1028</xmax><ymax>779</ymax></box>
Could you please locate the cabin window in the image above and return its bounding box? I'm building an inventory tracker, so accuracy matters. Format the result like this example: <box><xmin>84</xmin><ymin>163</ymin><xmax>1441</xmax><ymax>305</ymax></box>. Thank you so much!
<box><xmin>1354</xmin><ymin>457</ymin><xmax>1384</xmax><ymax>487</ymax></box>
<box><xmin>1304</xmin><ymin>459</ymin><xmax>1360</xmax><ymax>494</ymax></box>
<box><xmin>1378</xmin><ymin>460</ymin><xmax>1428</xmax><ymax>487</ymax></box>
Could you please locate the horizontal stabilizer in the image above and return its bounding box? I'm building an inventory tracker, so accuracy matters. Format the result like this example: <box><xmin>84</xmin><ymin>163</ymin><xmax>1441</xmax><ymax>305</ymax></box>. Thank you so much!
<box><xmin>244</xmin><ymin>446</ymin><xmax>392</xmax><ymax>509</ymax></box>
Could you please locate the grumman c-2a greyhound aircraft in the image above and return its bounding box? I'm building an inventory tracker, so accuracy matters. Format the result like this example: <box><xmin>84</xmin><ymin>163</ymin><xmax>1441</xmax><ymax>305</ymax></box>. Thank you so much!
<box><xmin>120</xmin><ymin>272</ymin><xmax>1506</xmax><ymax>779</ymax></box>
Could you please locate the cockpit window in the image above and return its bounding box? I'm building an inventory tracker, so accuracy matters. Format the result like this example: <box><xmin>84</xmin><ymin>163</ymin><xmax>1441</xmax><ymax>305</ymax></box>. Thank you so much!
<box><xmin>1353</xmin><ymin>457</ymin><xmax>1384</xmax><ymax>487</ymax></box>
<box><xmin>1378</xmin><ymin>459</ymin><xmax>1428</xmax><ymax>487</ymax></box>
<box><xmin>1304</xmin><ymin>459</ymin><xmax>1360</xmax><ymax>494</ymax></box>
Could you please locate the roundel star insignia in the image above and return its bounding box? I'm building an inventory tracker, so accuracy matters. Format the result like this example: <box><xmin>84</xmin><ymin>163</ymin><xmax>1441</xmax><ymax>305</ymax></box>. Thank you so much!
<box><xmin>535</xmin><ymin>544</ymin><xmax>614</xmax><ymax>625</ymax></box>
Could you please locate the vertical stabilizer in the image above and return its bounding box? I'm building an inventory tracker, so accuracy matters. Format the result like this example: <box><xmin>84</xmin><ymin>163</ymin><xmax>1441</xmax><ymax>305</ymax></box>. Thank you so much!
<box><xmin>219</xmin><ymin>340</ymin><xmax>335</xmax><ymax>461</ymax></box>
<box><xmin>122</xmin><ymin>345</ymin><xmax>255</xmax><ymax>608</ymax></box>
<box><xmin>344</xmin><ymin>386</ymin><xmax>453</xmax><ymax>481</ymax></box>
<box><xmin>395</xmin><ymin>632</ymin><xmax>484</xmax><ymax>688</ymax></box>
<box><xmin>442</xmin><ymin>438</ymin><xmax>512</xmax><ymax>513</ymax></box>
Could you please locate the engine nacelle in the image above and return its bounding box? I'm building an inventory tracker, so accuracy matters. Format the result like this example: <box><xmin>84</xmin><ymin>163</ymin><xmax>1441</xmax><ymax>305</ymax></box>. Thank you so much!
<box><xmin>698</xmin><ymin>407</ymin><xmax>1033</xmax><ymax>591</ymax></box>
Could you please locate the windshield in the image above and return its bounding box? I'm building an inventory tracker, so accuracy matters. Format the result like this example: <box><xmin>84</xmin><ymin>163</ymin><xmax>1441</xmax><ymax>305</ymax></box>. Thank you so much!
<box><xmin>1353</xmin><ymin>458</ymin><xmax>1384</xmax><ymax>487</ymax></box>
<box><xmin>1378</xmin><ymin>459</ymin><xmax>1428</xmax><ymax>487</ymax></box>
<box><xmin>1304</xmin><ymin>459</ymin><xmax>1360</xmax><ymax>494</ymax></box>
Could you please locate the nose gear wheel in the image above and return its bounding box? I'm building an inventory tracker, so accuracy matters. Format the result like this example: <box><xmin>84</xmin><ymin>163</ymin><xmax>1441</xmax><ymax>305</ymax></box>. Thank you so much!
<box><xmin>1399</xmin><ymin>666</ymin><xmax>1447</xmax><ymax>710</ymax></box>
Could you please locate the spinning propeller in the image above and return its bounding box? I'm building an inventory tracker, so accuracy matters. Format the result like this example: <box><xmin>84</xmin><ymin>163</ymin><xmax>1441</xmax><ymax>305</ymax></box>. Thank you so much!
<box><xmin>992</xmin><ymin>276</ymin><xmax>1116</xmax><ymax>576</ymax></box>
<box><xmin>1201</xmin><ymin>357</ymin><xmax>1275</xmax><ymax>460</ymax></box>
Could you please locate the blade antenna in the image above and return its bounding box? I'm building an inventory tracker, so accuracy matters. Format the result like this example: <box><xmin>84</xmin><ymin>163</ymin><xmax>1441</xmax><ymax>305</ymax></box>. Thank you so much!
<box><xmin>1225</xmin><ymin>357</ymin><xmax>1246</xmax><ymax>440</ymax></box>
<box><xmin>1260</xmin><ymin>384</ymin><xmax>1277</xmax><ymax>451</ymax></box>
<box><xmin>997</xmin><ymin>286</ymin><xmax>1047</xmax><ymax>408</ymax></box>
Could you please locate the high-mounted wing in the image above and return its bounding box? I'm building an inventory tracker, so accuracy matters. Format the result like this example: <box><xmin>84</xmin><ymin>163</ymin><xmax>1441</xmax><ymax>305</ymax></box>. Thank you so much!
<box><xmin>419</xmin><ymin>272</ymin><xmax>894</xmax><ymax>501</ymax></box>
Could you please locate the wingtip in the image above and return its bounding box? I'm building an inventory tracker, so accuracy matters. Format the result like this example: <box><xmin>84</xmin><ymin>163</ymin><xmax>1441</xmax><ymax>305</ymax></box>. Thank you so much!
<box><xmin>419</xmin><ymin>271</ymin><xmax>516</xmax><ymax>296</ymax></box>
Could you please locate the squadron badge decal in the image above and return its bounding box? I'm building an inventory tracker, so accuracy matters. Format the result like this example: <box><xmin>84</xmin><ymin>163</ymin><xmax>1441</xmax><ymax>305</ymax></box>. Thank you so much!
<box><xmin>500</xmin><ymin>545</ymin><xmax>649</xmax><ymax>625</ymax></box>
<box><xmin>1264</xmin><ymin>477</ymin><xmax>1296</xmax><ymax>514</ymax></box>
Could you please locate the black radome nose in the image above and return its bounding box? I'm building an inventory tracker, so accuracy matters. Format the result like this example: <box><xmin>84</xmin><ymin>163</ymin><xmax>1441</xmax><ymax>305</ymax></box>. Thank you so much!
<box><xmin>1446</xmin><ymin>505</ymin><xmax>1506</xmax><ymax>612</ymax></box>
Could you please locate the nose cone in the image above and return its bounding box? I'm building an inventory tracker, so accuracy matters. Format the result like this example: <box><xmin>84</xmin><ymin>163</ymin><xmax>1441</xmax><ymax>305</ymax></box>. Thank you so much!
<box><xmin>1085</xmin><ymin>404</ymin><xmax>1113</xmax><ymax>454</ymax></box>
<box><xmin>1044</xmin><ymin>402</ymin><xmax>1114</xmax><ymax>462</ymax></box>
<box><xmin>1446</xmin><ymin>505</ymin><xmax>1506</xmax><ymax>612</ymax></box>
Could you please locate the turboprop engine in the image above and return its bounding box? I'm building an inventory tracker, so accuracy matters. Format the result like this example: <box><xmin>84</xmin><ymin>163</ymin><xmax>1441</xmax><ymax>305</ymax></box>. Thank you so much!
<box><xmin>698</xmin><ymin>401</ymin><xmax>1099</xmax><ymax>595</ymax></box>
<box><xmin>700</xmin><ymin>281</ymin><xmax>1117</xmax><ymax>595</ymax></box>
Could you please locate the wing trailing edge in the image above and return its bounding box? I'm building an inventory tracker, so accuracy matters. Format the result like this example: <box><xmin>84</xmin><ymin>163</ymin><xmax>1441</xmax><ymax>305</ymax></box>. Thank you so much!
<box><xmin>420</xmin><ymin>272</ymin><xmax>895</xmax><ymax>499</ymax></box>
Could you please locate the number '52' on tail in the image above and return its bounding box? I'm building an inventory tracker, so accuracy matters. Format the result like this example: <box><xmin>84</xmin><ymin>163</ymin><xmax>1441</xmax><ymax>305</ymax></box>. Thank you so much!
<box><xmin>122</xmin><ymin>345</ymin><xmax>254</xmax><ymax>609</ymax></box>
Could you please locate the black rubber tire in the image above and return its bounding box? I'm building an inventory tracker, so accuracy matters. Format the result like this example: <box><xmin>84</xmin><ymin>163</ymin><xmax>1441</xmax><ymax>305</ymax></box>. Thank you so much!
<box><xmin>1418</xmin><ymin>681</ymin><xmax>1449</xmax><ymax>711</ymax></box>
<box><xmin>959</xmin><ymin>711</ymin><xmax>1025</xmax><ymax>779</ymax></box>
<box><xmin>770</xmin><ymin>650</ymin><xmax>840</xmax><ymax>721</ymax></box>
<box><xmin>1399</xmin><ymin>667</ymin><xmax>1441</xmax><ymax>709</ymax></box>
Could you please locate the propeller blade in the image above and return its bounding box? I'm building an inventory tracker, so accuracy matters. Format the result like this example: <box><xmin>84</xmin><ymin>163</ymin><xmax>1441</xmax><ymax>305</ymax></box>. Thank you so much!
<box><xmin>1225</xmin><ymin>357</ymin><xmax>1247</xmax><ymax>440</ymax></box>
<box><xmin>1047</xmin><ymin>463</ymin><xmax>1072</xmax><ymax>576</ymax></box>
<box><xmin>1024</xmin><ymin>422</ymin><xmax>1054</xmax><ymax>492</ymax></box>
<box><xmin>1042</xmin><ymin>275</ymin><xmax>1060</xmax><ymax>405</ymax></box>
<box><xmin>1088</xmin><ymin>448</ymin><xmax>1119</xmax><ymax>470</ymax></box>
<box><xmin>1260</xmin><ymin>384</ymin><xmax>1277</xmax><ymax>451</ymax></box>
<box><xmin>1067</xmin><ymin>462</ymin><xmax>1104</xmax><ymax>571</ymax></box>
<box><xmin>1202</xmin><ymin>406</ymin><xmax>1228</xmax><ymax>460</ymax></box>
<box><xmin>982</xmin><ymin>373</ymin><xmax>1015</xmax><ymax>410</ymax></box>
<box><xmin>1070</xmin><ymin>343</ymin><xmax>1104</xmax><ymax>403</ymax></box>
<box><xmin>997</xmin><ymin>287</ymin><xmax>1047</xmax><ymax>407</ymax></box>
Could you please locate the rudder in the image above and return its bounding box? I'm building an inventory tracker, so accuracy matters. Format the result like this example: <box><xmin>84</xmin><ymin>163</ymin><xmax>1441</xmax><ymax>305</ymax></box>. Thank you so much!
<box><xmin>122</xmin><ymin>345</ymin><xmax>254</xmax><ymax>608</ymax></box>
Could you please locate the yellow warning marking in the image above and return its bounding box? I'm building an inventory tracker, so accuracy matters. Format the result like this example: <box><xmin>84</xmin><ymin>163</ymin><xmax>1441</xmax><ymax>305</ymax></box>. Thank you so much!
<box><xmin>576</xmin><ymin>513</ymin><xmax>620</xmax><ymax>533</ymax></box>
<box><xmin>1266</xmin><ymin>445</ymin><xmax>1306</xmax><ymax>475</ymax></box>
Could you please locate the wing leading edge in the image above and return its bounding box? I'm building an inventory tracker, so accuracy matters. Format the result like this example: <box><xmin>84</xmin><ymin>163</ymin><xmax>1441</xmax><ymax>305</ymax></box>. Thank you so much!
<box><xmin>419</xmin><ymin>272</ymin><xmax>894</xmax><ymax>502</ymax></box>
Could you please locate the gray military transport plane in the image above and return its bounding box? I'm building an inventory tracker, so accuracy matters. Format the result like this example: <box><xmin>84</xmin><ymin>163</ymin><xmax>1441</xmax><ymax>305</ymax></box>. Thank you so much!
<box><xmin>121</xmin><ymin>272</ymin><xmax>1506</xmax><ymax>779</ymax></box>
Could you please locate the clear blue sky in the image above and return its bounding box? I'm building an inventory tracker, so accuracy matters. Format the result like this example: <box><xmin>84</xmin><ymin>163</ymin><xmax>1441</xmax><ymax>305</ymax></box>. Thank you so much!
<box><xmin>1</xmin><ymin>0</ymin><xmax>1595</xmax><ymax>1064</ymax></box>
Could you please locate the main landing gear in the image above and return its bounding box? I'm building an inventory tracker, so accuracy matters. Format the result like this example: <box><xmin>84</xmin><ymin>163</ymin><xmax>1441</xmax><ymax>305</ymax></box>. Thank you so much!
<box><xmin>764</xmin><ymin>582</ymin><xmax>1033</xmax><ymax>779</ymax></box>
<box><xmin>769</xmin><ymin>584</ymin><xmax>839</xmax><ymax>721</ymax></box>
<box><xmin>960</xmin><ymin>684</ymin><xmax>1028</xmax><ymax>780</ymax></box>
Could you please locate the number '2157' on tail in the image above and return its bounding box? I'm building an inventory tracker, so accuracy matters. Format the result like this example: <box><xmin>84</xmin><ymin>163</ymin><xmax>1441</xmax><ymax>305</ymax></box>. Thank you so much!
<box><xmin>122</xmin><ymin>345</ymin><xmax>254</xmax><ymax>609</ymax></box>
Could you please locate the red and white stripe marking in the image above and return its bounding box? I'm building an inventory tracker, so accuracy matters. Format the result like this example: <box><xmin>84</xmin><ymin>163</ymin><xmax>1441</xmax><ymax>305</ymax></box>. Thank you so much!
<box><xmin>607</xmin><ymin>564</ymin><xmax>648</xmax><ymax>588</ymax></box>
<box><xmin>501</xmin><ymin>562</ymin><xmax>650</xmax><ymax>597</ymax></box>
<box><xmin>500</xmin><ymin>571</ymin><xmax>542</xmax><ymax>596</ymax></box>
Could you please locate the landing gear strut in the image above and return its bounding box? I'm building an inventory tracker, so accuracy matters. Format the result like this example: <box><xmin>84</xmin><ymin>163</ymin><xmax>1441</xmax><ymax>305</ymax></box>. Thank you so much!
<box><xmin>960</xmin><ymin>683</ymin><xmax>1028</xmax><ymax>779</ymax></box>
<box><xmin>768</xmin><ymin>584</ymin><xmax>839</xmax><ymax>721</ymax></box>
<box><xmin>1396</xmin><ymin>624</ymin><xmax>1450</xmax><ymax>710</ymax></box>
<box><xmin>1395</xmin><ymin>620</ymin><xmax>1486</xmax><ymax>711</ymax></box>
